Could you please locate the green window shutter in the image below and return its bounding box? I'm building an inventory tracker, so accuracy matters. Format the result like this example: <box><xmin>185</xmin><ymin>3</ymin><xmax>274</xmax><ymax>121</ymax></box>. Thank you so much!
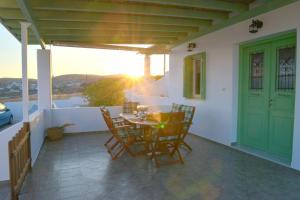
<box><xmin>183</xmin><ymin>55</ymin><xmax>193</xmax><ymax>98</ymax></box>
<box><xmin>199</xmin><ymin>52</ymin><xmax>206</xmax><ymax>100</ymax></box>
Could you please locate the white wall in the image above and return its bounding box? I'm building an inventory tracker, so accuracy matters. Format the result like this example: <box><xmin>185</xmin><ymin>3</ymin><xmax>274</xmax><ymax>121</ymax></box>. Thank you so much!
<box><xmin>0</xmin><ymin>111</ymin><xmax>46</xmax><ymax>181</ymax></box>
<box><xmin>49</xmin><ymin>107</ymin><xmax>122</xmax><ymax>133</ymax></box>
<box><xmin>29</xmin><ymin>111</ymin><xmax>46</xmax><ymax>165</ymax></box>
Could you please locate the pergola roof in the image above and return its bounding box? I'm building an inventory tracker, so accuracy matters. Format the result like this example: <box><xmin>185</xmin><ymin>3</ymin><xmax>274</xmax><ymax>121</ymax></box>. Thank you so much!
<box><xmin>0</xmin><ymin>0</ymin><xmax>297</xmax><ymax>53</ymax></box>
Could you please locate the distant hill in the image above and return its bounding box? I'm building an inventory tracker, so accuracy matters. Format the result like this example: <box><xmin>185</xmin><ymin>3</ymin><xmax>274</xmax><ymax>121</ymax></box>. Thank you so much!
<box><xmin>0</xmin><ymin>74</ymin><xmax>123</xmax><ymax>100</ymax></box>
<box><xmin>0</xmin><ymin>74</ymin><xmax>122</xmax><ymax>87</ymax></box>
<box><xmin>52</xmin><ymin>74</ymin><xmax>127</xmax><ymax>85</ymax></box>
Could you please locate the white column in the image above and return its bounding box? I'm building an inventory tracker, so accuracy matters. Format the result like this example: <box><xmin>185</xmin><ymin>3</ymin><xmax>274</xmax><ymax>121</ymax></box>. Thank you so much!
<box><xmin>21</xmin><ymin>22</ymin><xmax>31</xmax><ymax>122</ymax></box>
<box><xmin>144</xmin><ymin>54</ymin><xmax>151</xmax><ymax>78</ymax></box>
<box><xmin>291</xmin><ymin>27</ymin><xmax>300</xmax><ymax>170</ymax></box>
<box><xmin>37</xmin><ymin>49</ymin><xmax>52</xmax><ymax>111</ymax></box>
<box><xmin>163</xmin><ymin>54</ymin><xmax>166</xmax><ymax>76</ymax></box>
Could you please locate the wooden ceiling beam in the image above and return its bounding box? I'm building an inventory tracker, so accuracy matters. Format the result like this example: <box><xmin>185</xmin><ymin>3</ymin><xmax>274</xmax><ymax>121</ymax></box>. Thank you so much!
<box><xmin>39</xmin><ymin>31</ymin><xmax>188</xmax><ymax>39</ymax></box>
<box><xmin>0</xmin><ymin>8</ymin><xmax>25</xmax><ymax>19</ymax></box>
<box><xmin>9</xmin><ymin>21</ymin><xmax>199</xmax><ymax>33</ymax></box>
<box><xmin>42</xmin><ymin>36</ymin><xmax>176</xmax><ymax>45</ymax></box>
<box><xmin>17</xmin><ymin>30</ymin><xmax>186</xmax><ymax>39</ymax></box>
<box><xmin>31</xmin><ymin>21</ymin><xmax>200</xmax><ymax>33</ymax></box>
<box><xmin>123</xmin><ymin>0</ymin><xmax>248</xmax><ymax>13</ymax></box>
<box><xmin>52</xmin><ymin>42</ymin><xmax>171</xmax><ymax>54</ymax></box>
<box><xmin>34</xmin><ymin>10</ymin><xmax>212</xmax><ymax>27</ymax></box>
<box><xmin>16</xmin><ymin>0</ymin><xmax>46</xmax><ymax>49</ymax></box>
<box><xmin>42</xmin><ymin>35</ymin><xmax>177</xmax><ymax>41</ymax></box>
<box><xmin>0</xmin><ymin>0</ymin><xmax>19</xmax><ymax>8</ymax></box>
<box><xmin>30</xmin><ymin>0</ymin><xmax>228</xmax><ymax>21</ymax></box>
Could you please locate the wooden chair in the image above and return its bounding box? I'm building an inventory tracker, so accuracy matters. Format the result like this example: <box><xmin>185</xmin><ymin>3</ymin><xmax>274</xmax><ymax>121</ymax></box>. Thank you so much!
<box><xmin>171</xmin><ymin>103</ymin><xmax>182</xmax><ymax>112</ymax></box>
<box><xmin>100</xmin><ymin>107</ymin><xmax>141</xmax><ymax>160</ymax></box>
<box><xmin>122</xmin><ymin>101</ymin><xmax>139</xmax><ymax>114</ymax></box>
<box><xmin>179</xmin><ymin>105</ymin><xmax>196</xmax><ymax>151</ymax></box>
<box><xmin>151</xmin><ymin>112</ymin><xmax>185</xmax><ymax>167</ymax></box>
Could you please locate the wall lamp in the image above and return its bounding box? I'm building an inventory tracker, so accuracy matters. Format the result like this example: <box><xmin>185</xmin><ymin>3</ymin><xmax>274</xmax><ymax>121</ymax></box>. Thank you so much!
<box><xmin>187</xmin><ymin>43</ymin><xmax>196</xmax><ymax>52</ymax></box>
<box><xmin>249</xmin><ymin>19</ymin><xmax>263</xmax><ymax>33</ymax></box>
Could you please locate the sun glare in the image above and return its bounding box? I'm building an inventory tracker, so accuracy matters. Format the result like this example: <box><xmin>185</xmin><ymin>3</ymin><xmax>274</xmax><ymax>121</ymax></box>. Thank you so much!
<box><xmin>127</xmin><ymin>71</ymin><xmax>143</xmax><ymax>78</ymax></box>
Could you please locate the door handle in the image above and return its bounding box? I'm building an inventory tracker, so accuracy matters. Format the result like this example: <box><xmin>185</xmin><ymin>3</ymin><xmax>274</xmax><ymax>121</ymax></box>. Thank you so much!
<box><xmin>268</xmin><ymin>98</ymin><xmax>273</xmax><ymax>107</ymax></box>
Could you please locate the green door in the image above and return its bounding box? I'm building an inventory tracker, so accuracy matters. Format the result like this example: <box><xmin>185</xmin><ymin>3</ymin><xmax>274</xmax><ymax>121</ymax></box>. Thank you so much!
<box><xmin>239</xmin><ymin>33</ymin><xmax>296</xmax><ymax>161</ymax></box>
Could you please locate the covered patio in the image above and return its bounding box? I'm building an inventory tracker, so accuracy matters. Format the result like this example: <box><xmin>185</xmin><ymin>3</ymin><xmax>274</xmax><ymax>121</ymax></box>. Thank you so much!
<box><xmin>1</xmin><ymin>0</ymin><xmax>300</xmax><ymax>200</ymax></box>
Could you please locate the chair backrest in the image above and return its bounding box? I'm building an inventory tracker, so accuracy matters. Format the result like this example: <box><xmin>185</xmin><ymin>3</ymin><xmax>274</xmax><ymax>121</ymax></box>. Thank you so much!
<box><xmin>171</xmin><ymin>103</ymin><xmax>182</xmax><ymax>112</ymax></box>
<box><xmin>157</xmin><ymin>122</ymin><xmax>185</xmax><ymax>138</ymax></box>
<box><xmin>123</xmin><ymin>101</ymin><xmax>139</xmax><ymax>114</ymax></box>
<box><xmin>100</xmin><ymin>106</ymin><xmax>110</xmax><ymax>117</ymax></box>
<box><xmin>100</xmin><ymin>107</ymin><xmax>117</xmax><ymax>134</ymax></box>
<box><xmin>180</xmin><ymin>105</ymin><xmax>196</xmax><ymax>132</ymax></box>
<box><xmin>147</xmin><ymin>112</ymin><xmax>185</xmax><ymax>123</ymax></box>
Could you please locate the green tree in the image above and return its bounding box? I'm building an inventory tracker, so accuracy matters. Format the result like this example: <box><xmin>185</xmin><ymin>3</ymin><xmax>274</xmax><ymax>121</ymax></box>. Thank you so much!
<box><xmin>83</xmin><ymin>76</ymin><xmax>140</xmax><ymax>106</ymax></box>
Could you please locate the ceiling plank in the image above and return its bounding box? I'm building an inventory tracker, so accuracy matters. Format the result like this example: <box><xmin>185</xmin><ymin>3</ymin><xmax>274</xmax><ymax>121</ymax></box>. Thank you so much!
<box><xmin>9</xmin><ymin>21</ymin><xmax>199</xmax><ymax>33</ymax></box>
<box><xmin>16</xmin><ymin>0</ymin><xmax>46</xmax><ymax>49</ymax></box>
<box><xmin>38</xmin><ymin>29</ymin><xmax>187</xmax><ymax>35</ymax></box>
<box><xmin>39</xmin><ymin>30</ymin><xmax>188</xmax><ymax>38</ymax></box>
<box><xmin>0</xmin><ymin>0</ymin><xmax>19</xmax><ymax>8</ymax></box>
<box><xmin>0</xmin><ymin>8</ymin><xmax>25</xmax><ymax>19</ymax></box>
<box><xmin>30</xmin><ymin>0</ymin><xmax>228</xmax><ymax>21</ymax></box>
<box><xmin>42</xmin><ymin>35</ymin><xmax>177</xmax><ymax>42</ymax></box>
<box><xmin>122</xmin><ymin>0</ymin><xmax>248</xmax><ymax>13</ymax></box>
<box><xmin>43</xmin><ymin>38</ymin><xmax>175</xmax><ymax>45</ymax></box>
<box><xmin>52</xmin><ymin>42</ymin><xmax>171</xmax><ymax>54</ymax></box>
<box><xmin>20</xmin><ymin>21</ymin><xmax>200</xmax><ymax>33</ymax></box>
<box><xmin>34</xmin><ymin>10</ymin><xmax>212</xmax><ymax>27</ymax></box>
<box><xmin>17</xmin><ymin>30</ymin><xmax>187</xmax><ymax>39</ymax></box>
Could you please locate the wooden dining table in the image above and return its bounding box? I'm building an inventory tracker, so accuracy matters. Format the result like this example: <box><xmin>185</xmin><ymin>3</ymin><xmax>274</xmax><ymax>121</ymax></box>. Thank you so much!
<box><xmin>119</xmin><ymin>113</ymin><xmax>159</xmax><ymax>155</ymax></box>
<box><xmin>119</xmin><ymin>113</ymin><xmax>158</xmax><ymax>126</ymax></box>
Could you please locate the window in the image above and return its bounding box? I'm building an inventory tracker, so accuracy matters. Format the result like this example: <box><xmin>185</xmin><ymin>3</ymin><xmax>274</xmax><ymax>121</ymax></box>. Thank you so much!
<box><xmin>276</xmin><ymin>46</ymin><xmax>296</xmax><ymax>90</ymax></box>
<box><xmin>194</xmin><ymin>59</ymin><xmax>201</xmax><ymax>96</ymax></box>
<box><xmin>249</xmin><ymin>52</ymin><xmax>264</xmax><ymax>90</ymax></box>
<box><xmin>183</xmin><ymin>52</ymin><xmax>206</xmax><ymax>100</ymax></box>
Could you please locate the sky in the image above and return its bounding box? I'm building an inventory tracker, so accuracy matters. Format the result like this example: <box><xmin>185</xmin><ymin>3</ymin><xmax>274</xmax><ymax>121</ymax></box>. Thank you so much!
<box><xmin>0</xmin><ymin>24</ymin><xmax>168</xmax><ymax>79</ymax></box>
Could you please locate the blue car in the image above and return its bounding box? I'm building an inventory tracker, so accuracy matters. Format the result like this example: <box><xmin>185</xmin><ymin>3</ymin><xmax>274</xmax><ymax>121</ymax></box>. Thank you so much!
<box><xmin>0</xmin><ymin>103</ymin><xmax>13</xmax><ymax>126</ymax></box>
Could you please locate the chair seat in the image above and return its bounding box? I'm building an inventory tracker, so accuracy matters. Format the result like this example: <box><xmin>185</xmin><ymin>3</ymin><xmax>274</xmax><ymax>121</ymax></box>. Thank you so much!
<box><xmin>118</xmin><ymin>128</ymin><xmax>143</xmax><ymax>138</ymax></box>
<box><xmin>159</xmin><ymin>136</ymin><xmax>178</xmax><ymax>141</ymax></box>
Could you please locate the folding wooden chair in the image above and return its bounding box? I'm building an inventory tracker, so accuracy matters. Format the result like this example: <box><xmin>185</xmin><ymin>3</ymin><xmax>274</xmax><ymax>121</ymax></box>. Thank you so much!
<box><xmin>180</xmin><ymin>105</ymin><xmax>196</xmax><ymax>151</ymax></box>
<box><xmin>123</xmin><ymin>101</ymin><xmax>139</xmax><ymax>114</ymax></box>
<box><xmin>100</xmin><ymin>107</ymin><xmax>141</xmax><ymax>160</ymax></box>
<box><xmin>151</xmin><ymin>112</ymin><xmax>185</xmax><ymax>167</ymax></box>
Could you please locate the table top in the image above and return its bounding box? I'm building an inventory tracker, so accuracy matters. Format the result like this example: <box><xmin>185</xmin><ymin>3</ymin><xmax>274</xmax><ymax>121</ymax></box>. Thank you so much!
<box><xmin>119</xmin><ymin>113</ymin><xmax>158</xmax><ymax>126</ymax></box>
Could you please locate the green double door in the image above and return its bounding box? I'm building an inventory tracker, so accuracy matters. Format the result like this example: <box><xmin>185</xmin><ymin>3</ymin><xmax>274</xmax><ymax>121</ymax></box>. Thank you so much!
<box><xmin>239</xmin><ymin>33</ymin><xmax>296</xmax><ymax>161</ymax></box>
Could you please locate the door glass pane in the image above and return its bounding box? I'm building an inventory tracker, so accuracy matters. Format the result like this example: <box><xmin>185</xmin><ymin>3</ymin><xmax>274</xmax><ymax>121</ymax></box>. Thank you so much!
<box><xmin>194</xmin><ymin>60</ymin><xmax>201</xmax><ymax>95</ymax></box>
<box><xmin>277</xmin><ymin>46</ymin><xmax>296</xmax><ymax>90</ymax></box>
<box><xmin>250</xmin><ymin>52</ymin><xmax>264</xmax><ymax>90</ymax></box>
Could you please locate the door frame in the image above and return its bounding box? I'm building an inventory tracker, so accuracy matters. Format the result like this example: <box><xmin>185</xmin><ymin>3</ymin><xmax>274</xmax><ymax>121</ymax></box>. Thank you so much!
<box><xmin>237</xmin><ymin>30</ymin><xmax>297</xmax><ymax>159</ymax></box>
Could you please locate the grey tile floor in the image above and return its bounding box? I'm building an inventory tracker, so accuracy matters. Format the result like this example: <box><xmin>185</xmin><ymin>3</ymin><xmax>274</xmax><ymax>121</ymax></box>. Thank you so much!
<box><xmin>3</xmin><ymin>132</ymin><xmax>300</xmax><ymax>200</ymax></box>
